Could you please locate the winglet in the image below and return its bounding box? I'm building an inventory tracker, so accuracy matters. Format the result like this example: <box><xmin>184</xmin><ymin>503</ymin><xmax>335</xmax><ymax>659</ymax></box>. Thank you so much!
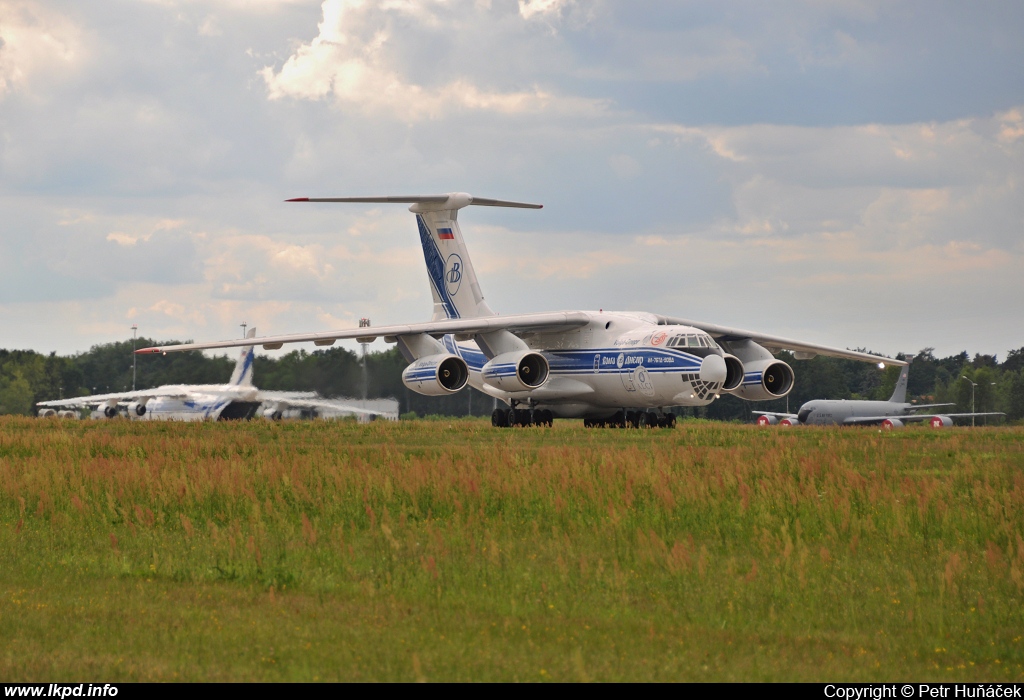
<box><xmin>285</xmin><ymin>197</ymin><xmax>310</xmax><ymax>202</ymax></box>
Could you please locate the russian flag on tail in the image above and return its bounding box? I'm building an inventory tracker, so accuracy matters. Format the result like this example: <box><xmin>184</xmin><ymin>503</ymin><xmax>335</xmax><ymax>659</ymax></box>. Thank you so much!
<box><xmin>438</xmin><ymin>227</ymin><xmax>455</xmax><ymax>240</ymax></box>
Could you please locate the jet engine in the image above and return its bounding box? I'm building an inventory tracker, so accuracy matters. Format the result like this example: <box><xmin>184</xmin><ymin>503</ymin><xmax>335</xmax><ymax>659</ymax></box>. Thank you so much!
<box><xmin>882</xmin><ymin>418</ymin><xmax>905</xmax><ymax>430</ymax></box>
<box><xmin>755</xmin><ymin>414</ymin><xmax>778</xmax><ymax>426</ymax></box>
<box><xmin>126</xmin><ymin>402</ymin><xmax>147</xmax><ymax>417</ymax></box>
<box><xmin>37</xmin><ymin>408</ymin><xmax>57</xmax><ymax>418</ymax></box>
<box><xmin>480</xmin><ymin>350</ymin><xmax>549</xmax><ymax>392</ymax></box>
<box><xmin>103</xmin><ymin>406</ymin><xmax>119</xmax><ymax>419</ymax></box>
<box><xmin>929</xmin><ymin>415</ymin><xmax>953</xmax><ymax>428</ymax></box>
<box><xmin>721</xmin><ymin>354</ymin><xmax>744</xmax><ymax>392</ymax></box>
<box><xmin>57</xmin><ymin>410</ymin><xmax>78</xmax><ymax>419</ymax></box>
<box><xmin>725</xmin><ymin>359</ymin><xmax>794</xmax><ymax>401</ymax></box>
<box><xmin>402</xmin><ymin>353</ymin><xmax>470</xmax><ymax>396</ymax></box>
<box><xmin>263</xmin><ymin>408</ymin><xmax>283</xmax><ymax>420</ymax></box>
<box><xmin>780</xmin><ymin>417</ymin><xmax>800</xmax><ymax>427</ymax></box>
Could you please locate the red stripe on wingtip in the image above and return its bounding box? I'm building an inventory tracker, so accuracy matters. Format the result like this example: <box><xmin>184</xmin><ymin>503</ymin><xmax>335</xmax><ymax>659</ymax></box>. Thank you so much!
<box><xmin>135</xmin><ymin>348</ymin><xmax>161</xmax><ymax>354</ymax></box>
<box><xmin>285</xmin><ymin>197</ymin><xmax>309</xmax><ymax>202</ymax></box>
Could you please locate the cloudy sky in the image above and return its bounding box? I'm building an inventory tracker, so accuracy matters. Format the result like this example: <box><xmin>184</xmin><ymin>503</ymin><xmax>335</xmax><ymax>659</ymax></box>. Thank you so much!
<box><xmin>1</xmin><ymin>0</ymin><xmax>1022</xmax><ymax>361</ymax></box>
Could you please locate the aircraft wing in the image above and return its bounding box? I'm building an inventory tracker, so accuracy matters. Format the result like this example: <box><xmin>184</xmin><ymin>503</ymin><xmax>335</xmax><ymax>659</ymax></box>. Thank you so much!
<box><xmin>261</xmin><ymin>395</ymin><xmax>392</xmax><ymax>416</ymax></box>
<box><xmin>258</xmin><ymin>391</ymin><xmax>320</xmax><ymax>401</ymax></box>
<box><xmin>841</xmin><ymin>412</ymin><xmax>1005</xmax><ymax>425</ymax></box>
<box><xmin>135</xmin><ymin>312</ymin><xmax>592</xmax><ymax>355</ymax></box>
<box><xmin>37</xmin><ymin>388</ymin><xmax>192</xmax><ymax>408</ymax></box>
<box><xmin>657</xmin><ymin>316</ymin><xmax>906</xmax><ymax>366</ymax></box>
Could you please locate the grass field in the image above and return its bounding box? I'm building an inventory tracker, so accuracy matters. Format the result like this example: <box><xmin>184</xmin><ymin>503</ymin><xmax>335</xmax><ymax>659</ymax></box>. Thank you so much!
<box><xmin>1</xmin><ymin>416</ymin><xmax>1023</xmax><ymax>681</ymax></box>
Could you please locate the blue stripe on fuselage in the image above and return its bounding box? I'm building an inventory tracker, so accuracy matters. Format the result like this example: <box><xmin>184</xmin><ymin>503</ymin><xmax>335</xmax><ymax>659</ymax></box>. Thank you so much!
<box><xmin>441</xmin><ymin>336</ymin><xmax>704</xmax><ymax>375</ymax></box>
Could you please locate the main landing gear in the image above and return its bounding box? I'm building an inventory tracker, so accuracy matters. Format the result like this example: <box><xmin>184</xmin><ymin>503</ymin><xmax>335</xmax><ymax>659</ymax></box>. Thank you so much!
<box><xmin>491</xmin><ymin>400</ymin><xmax>553</xmax><ymax>428</ymax></box>
<box><xmin>583</xmin><ymin>410</ymin><xmax>676</xmax><ymax>429</ymax></box>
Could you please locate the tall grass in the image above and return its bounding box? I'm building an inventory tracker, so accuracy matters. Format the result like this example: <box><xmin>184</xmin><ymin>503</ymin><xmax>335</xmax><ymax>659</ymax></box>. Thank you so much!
<box><xmin>1</xmin><ymin>417</ymin><xmax>1022</xmax><ymax>680</ymax></box>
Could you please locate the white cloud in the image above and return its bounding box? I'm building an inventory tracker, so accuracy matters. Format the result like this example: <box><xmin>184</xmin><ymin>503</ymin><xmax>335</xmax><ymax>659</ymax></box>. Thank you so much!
<box><xmin>260</xmin><ymin>0</ymin><xmax>608</xmax><ymax>119</ymax></box>
<box><xmin>0</xmin><ymin>1</ymin><xmax>83</xmax><ymax>98</ymax></box>
<box><xmin>518</xmin><ymin>0</ymin><xmax>573</xmax><ymax>20</ymax></box>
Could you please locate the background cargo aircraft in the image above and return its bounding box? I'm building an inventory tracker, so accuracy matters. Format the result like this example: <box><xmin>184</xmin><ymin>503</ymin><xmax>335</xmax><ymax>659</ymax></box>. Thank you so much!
<box><xmin>138</xmin><ymin>193</ymin><xmax>905</xmax><ymax>428</ymax></box>
<box><xmin>755</xmin><ymin>364</ymin><xmax>1003</xmax><ymax>428</ymax></box>
<box><xmin>38</xmin><ymin>329</ymin><xmax>391</xmax><ymax>422</ymax></box>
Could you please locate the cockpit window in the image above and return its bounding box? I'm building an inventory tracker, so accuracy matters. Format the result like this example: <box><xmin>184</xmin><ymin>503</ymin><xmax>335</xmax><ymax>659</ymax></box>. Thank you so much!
<box><xmin>697</xmin><ymin>336</ymin><xmax>708</xmax><ymax>347</ymax></box>
<box><xmin>686</xmin><ymin>334</ymin><xmax>698</xmax><ymax>347</ymax></box>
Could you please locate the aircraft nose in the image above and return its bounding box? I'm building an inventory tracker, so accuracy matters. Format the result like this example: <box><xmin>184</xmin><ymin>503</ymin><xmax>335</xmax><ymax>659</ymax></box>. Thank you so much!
<box><xmin>699</xmin><ymin>354</ymin><xmax>727</xmax><ymax>385</ymax></box>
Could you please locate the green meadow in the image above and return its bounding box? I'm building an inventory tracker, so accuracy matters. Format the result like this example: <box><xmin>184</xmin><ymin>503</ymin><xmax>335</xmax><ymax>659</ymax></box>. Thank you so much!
<box><xmin>1</xmin><ymin>417</ymin><xmax>1022</xmax><ymax>681</ymax></box>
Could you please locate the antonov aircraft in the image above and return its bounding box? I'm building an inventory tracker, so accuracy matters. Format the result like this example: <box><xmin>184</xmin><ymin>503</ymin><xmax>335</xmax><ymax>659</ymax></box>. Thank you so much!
<box><xmin>754</xmin><ymin>364</ymin><xmax>1003</xmax><ymax>428</ymax></box>
<box><xmin>38</xmin><ymin>329</ymin><xmax>388</xmax><ymax>422</ymax></box>
<box><xmin>137</xmin><ymin>193</ymin><xmax>905</xmax><ymax>428</ymax></box>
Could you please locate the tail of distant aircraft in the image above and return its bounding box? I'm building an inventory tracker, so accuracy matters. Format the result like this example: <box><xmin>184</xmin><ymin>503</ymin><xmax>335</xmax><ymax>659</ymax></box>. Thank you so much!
<box><xmin>229</xmin><ymin>328</ymin><xmax>257</xmax><ymax>386</ymax></box>
<box><xmin>286</xmin><ymin>193</ymin><xmax>541</xmax><ymax>321</ymax></box>
<box><xmin>888</xmin><ymin>364</ymin><xmax>910</xmax><ymax>403</ymax></box>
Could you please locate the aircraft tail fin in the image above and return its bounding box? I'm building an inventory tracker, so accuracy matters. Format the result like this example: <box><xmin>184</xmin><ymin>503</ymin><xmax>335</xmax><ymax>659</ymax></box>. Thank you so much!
<box><xmin>287</xmin><ymin>193</ymin><xmax>542</xmax><ymax>321</ymax></box>
<box><xmin>229</xmin><ymin>328</ymin><xmax>257</xmax><ymax>386</ymax></box>
<box><xmin>889</xmin><ymin>364</ymin><xmax>910</xmax><ymax>403</ymax></box>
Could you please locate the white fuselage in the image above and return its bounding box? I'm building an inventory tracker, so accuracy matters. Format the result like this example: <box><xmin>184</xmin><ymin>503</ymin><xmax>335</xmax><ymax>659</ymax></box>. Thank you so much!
<box><xmin>440</xmin><ymin>311</ymin><xmax>730</xmax><ymax>419</ymax></box>
<box><xmin>96</xmin><ymin>384</ymin><xmax>263</xmax><ymax>421</ymax></box>
<box><xmin>796</xmin><ymin>399</ymin><xmax>919</xmax><ymax>426</ymax></box>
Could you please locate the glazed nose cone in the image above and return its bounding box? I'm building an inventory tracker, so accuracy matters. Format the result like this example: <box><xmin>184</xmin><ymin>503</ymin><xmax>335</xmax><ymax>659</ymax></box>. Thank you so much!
<box><xmin>699</xmin><ymin>354</ymin><xmax>727</xmax><ymax>385</ymax></box>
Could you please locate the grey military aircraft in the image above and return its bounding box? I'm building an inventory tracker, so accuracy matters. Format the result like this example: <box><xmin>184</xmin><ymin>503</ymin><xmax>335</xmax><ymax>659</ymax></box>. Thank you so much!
<box><xmin>755</xmin><ymin>364</ymin><xmax>1003</xmax><ymax>428</ymax></box>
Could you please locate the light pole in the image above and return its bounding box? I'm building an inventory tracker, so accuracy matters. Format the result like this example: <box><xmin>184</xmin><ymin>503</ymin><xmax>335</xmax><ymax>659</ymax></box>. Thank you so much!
<box><xmin>961</xmin><ymin>376</ymin><xmax>977</xmax><ymax>427</ymax></box>
<box><xmin>131</xmin><ymin>324</ymin><xmax>138</xmax><ymax>391</ymax></box>
<box><xmin>240</xmin><ymin>322</ymin><xmax>247</xmax><ymax>338</ymax></box>
<box><xmin>359</xmin><ymin>318</ymin><xmax>371</xmax><ymax>400</ymax></box>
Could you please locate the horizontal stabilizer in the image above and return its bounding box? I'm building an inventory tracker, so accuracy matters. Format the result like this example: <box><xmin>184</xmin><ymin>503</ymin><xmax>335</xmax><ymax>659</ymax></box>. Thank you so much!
<box><xmin>286</xmin><ymin>193</ymin><xmax>542</xmax><ymax>210</ymax></box>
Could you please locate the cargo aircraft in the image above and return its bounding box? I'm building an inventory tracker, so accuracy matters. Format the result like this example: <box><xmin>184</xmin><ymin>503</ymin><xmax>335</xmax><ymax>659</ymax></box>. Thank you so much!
<box><xmin>137</xmin><ymin>193</ymin><xmax>906</xmax><ymax>428</ymax></box>
<box><xmin>39</xmin><ymin>329</ymin><xmax>388</xmax><ymax>421</ymax></box>
<box><xmin>754</xmin><ymin>364</ymin><xmax>1003</xmax><ymax>428</ymax></box>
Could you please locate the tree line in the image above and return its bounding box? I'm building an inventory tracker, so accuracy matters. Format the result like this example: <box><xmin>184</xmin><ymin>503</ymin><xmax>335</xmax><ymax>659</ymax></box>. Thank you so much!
<box><xmin>1</xmin><ymin>338</ymin><xmax>1022</xmax><ymax>422</ymax></box>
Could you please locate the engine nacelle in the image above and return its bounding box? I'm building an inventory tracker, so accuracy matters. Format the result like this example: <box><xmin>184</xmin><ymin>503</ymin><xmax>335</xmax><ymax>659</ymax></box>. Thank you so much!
<box><xmin>929</xmin><ymin>415</ymin><xmax>953</xmax><ymax>428</ymax></box>
<box><xmin>57</xmin><ymin>410</ymin><xmax>79</xmax><ymax>419</ymax></box>
<box><xmin>37</xmin><ymin>408</ymin><xmax>57</xmax><ymax>418</ymax></box>
<box><xmin>103</xmin><ymin>406</ymin><xmax>119</xmax><ymax>419</ymax></box>
<box><xmin>722</xmin><ymin>354</ymin><xmax>744</xmax><ymax>392</ymax></box>
<box><xmin>402</xmin><ymin>353</ymin><xmax>469</xmax><ymax>396</ymax></box>
<box><xmin>780</xmin><ymin>417</ymin><xmax>800</xmax><ymax>427</ymax></box>
<box><xmin>481</xmin><ymin>351</ymin><xmax>549</xmax><ymax>392</ymax></box>
<box><xmin>126</xmin><ymin>402</ymin><xmax>147</xmax><ymax>417</ymax></box>
<box><xmin>882</xmin><ymin>418</ymin><xmax>905</xmax><ymax>430</ymax></box>
<box><xmin>726</xmin><ymin>359</ymin><xmax>794</xmax><ymax>401</ymax></box>
<box><xmin>755</xmin><ymin>414</ymin><xmax>778</xmax><ymax>426</ymax></box>
<box><xmin>263</xmin><ymin>408</ymin><xmax>283</xmax><ymax>420</ymax></box>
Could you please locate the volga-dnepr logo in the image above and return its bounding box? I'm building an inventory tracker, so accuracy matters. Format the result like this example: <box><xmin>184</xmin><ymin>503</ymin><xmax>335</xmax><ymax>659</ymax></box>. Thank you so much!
<box><xmin>445</xmin><ymin>254</ymin><xmax>463</xmax><ymax>296</ymax></box>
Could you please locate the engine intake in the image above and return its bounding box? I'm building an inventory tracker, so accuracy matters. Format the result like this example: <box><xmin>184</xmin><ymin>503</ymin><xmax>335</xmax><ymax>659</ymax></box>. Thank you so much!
<box><xmin>402</xmin><ymin>353</ymin><xmax>470</xmax><ymax>396</ymax></box>
<box><xmin>725</xmin><ymin>359</ymin><xmax>794</xmax><ymax>401</ymax></box>
<box><xmin>37</xmin><ymin>408</ymin><xmax>57</xmax><ymax>418</ymax></box>
<box><xmin>481</xmin><ymin>351</ymin><xmax>549</xmax><ymax>392</ymax></box>
<box><xmin>126</xmin><ymin>402</ymin><xmax>147</xmax><ymax>417</ymax></box>
<box><xmin>722</xmin><ymin>354</ymin><xmax>744</xmax><ymax>392</ymax></box>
